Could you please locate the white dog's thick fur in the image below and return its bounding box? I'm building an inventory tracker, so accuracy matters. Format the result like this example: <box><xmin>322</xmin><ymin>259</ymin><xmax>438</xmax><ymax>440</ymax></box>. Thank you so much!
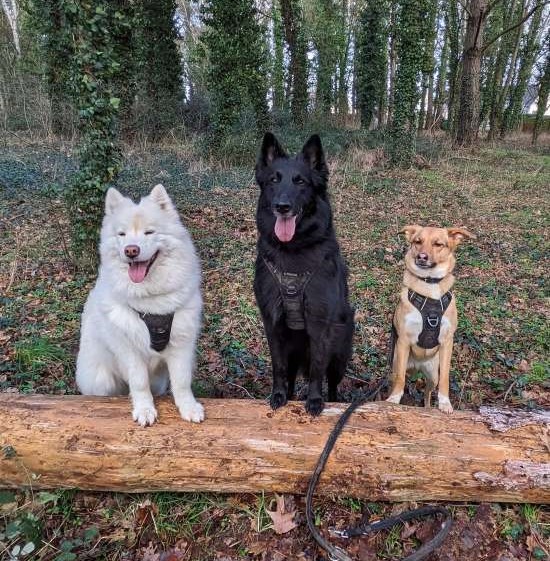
<box><xmin>76</xmin><ymin>184</ymin><xmax>204</xmax><ymax>426</ymax></box>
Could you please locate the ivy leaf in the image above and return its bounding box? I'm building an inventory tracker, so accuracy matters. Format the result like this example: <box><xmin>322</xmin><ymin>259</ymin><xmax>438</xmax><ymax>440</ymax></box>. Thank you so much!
<box><xmin>109</xmin><ymin>97</ymin><xmax>120</xmax><ymax>109</ymax></box>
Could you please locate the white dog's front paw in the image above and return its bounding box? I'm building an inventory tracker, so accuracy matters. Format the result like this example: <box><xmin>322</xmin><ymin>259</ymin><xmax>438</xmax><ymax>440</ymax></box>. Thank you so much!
<box><xmin>178</xmin><ymin>399</ymin><xmax>205</xmax><ymax>423</ymax></box>
<box><xmin>386</xmin><ymin>392</ymin><xmax>403</xmax><ymax>404</ymax></box>
<box><xmin>132</xmin><ymin>405</ymin><xmax>158</xmax><ymax>426</ymax></box>
<box><xmin>438</xmin><ymin>394</ymin><xmax>454</xmax><ymax>414</ymax></box>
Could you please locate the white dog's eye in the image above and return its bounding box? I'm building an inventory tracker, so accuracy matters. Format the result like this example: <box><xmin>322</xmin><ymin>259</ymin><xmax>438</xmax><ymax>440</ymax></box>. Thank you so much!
<box><xmin>145</xmin><ymin>230</ymin><xmax>155</xmax><ymax>235</ymax></box>
<box><xmin>118</xmin><ymin>232</ymin><xmax>126</xmax><ymax>237</ymax></box>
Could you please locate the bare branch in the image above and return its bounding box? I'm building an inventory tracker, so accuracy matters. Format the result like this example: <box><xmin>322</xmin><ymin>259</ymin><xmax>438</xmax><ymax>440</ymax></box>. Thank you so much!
<box><xmin>482</xmin><ymin>0</ymin><xmax>549</xmax><ymax>53</ymax></box>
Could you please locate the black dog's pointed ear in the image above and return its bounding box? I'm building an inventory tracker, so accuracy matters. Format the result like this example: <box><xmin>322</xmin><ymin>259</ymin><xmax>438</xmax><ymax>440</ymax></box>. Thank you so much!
<box><xmin>302</xmin><ymin>134</ymin><xmax>328</xmax><ymax>178</ymax></box>
<box><xmin>257</xmin><ymin>132</ymin><xmax>287</xmax><ymax>168</ymax></box>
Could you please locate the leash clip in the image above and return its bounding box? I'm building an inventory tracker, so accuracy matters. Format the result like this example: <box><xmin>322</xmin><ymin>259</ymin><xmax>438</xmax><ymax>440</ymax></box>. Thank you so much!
<box><xmin>329</xmin><ymin>528</ymin><xmax>350</xmax><ymax>539</ymax></box>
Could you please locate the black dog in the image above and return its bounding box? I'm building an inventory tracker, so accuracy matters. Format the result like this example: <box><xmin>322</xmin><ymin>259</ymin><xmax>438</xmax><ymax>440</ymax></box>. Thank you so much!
<box><xmin>254</xmin><ymin>132</ymin><xmax>354</xmax><ymax>415</ymax></box>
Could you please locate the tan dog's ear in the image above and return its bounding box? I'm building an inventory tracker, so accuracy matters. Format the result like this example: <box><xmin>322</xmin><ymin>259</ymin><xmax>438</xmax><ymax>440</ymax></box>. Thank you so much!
<box><xmin>447</xmin><ymin>227</ymin><xmax>476</xmax><ymax>249</ymax></box>
<box><xmin>400</xmin><ymin>225</ymin><xmax>422</xmax><ymax>243</ymax></box>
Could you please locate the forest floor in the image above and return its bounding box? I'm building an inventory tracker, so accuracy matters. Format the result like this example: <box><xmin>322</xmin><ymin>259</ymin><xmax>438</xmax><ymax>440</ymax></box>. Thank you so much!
<box><xmin>0</xmin><ymin>131</ymin><xmax>549</xmax><ymax>560</ymax></box>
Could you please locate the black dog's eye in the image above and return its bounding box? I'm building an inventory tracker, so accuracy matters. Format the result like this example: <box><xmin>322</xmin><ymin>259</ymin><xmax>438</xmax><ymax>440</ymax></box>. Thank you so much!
<box><xmin>294</xmin><ymin>176</ymin><xmax>305</xmax><ymax>185</ymax></box>
<box><xmin>270</xmin><ymin>174</ymin><xmax>280</xmax><ymax>183</ymax></box>
<box><xmin>118</xmin><ymin>232</ymin><xmax>126</xmax><ymax>237</ymax></box>
<box><xmin>145</xmin><ymin>230</ymin><xmax>155</xmax><ymax>235</ymax></box>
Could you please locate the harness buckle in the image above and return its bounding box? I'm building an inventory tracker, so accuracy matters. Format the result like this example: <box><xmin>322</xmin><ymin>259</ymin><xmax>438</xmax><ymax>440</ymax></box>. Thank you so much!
<box><xmin>427</xmin><ymin>315</ymin><xmax>439</xmax><ymax>328</ymax></box>
<box><xmin>285</xmin><ymin>284</ymin><xmax>298</xmax><ymax>296</ymax></box>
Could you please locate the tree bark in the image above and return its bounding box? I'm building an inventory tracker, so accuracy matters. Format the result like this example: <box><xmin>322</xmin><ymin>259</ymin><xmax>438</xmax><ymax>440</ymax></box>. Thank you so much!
<box><xmin>455</xmin><ymin>0</ymin><xmax>488</xmax><ymax>146</ymax></box>
<box><xmin>1</xmin><ymin>396</ymin><xmax>549</xmax><ymax>503</ymax></box>
<box><xmin>279</xmin><ymin>0</ymin><xmax>308</xmax><ymax>125</ymax></box>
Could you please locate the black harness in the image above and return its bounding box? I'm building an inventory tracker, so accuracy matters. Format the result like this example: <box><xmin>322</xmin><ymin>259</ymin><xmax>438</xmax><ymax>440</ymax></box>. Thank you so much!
<box><xmin>263</xmin><ymin>257</ymin><xmax>313</xmax><ymax>330</ymax></box>
<box><xmin>407</xmin><ymin>289</ymin><xmax>453</xmax><ymax>349</ymax></box>
<box><xmin>137</xmin><ymin>311</ymin><xmax>174</xmax><ymax>352</ymax></box>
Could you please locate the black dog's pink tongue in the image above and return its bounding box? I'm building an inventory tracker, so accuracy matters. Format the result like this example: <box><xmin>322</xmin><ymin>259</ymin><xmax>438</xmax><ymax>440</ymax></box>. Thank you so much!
<box><xmin>274</xmin><ymin>215</ymin><xmax>297</xmax><ymax>242</ymax></box>
<box><xmin>128</xmin><ymin>261</ymin><xmax>148</xmax><ymax>283</ymax></box>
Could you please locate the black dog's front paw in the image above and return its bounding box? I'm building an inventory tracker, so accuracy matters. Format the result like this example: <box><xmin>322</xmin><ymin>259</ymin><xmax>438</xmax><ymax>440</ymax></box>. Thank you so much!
<box><xmin>270</xmin><ymin>391</ymin><xmax>288</xmax><ymax>410</ymax></box>
<box><xmin>305</xmin><ymin>397</ymin><xmax>324</xmax><ymax>416</ymax></box>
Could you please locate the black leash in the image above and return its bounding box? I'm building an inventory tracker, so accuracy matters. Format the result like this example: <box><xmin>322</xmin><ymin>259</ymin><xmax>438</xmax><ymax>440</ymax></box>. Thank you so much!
<box><xmin>305</xmin><ymin>380</ymin><xmax>453</xmax><ymax>561</ymax></box>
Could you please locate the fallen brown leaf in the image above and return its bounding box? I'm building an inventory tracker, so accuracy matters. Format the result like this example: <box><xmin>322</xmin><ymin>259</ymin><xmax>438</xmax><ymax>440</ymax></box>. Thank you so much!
<box><xmin>266</xmin><ymin>494</ymin><xmax>297</xmax><ymax>535</ymax></box>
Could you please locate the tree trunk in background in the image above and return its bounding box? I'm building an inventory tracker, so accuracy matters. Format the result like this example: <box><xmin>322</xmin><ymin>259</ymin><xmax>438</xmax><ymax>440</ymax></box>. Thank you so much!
<box><xmin>280</xmin><ymin>0</ymin><xmax>308</xmax><ymax>125</ymax></box>
<box><xmin>455</xmin><ymin>0</ymin><xmax>488</xmax><ymax>146</ymax></box>
<box><xmin>388</xmin><ymin>0</ymin><xmax>430</xmax><ymax>165</ymax></box>
<box><xmin>488</xmin><ymin>2</ymin><xmax>524</xmax><ymax>139</ymax></box>
<box><xmin>134</xmin><ymin>0</ymin><xmax>183</xmax><ymax>139</ymax></box>
<box><xmin>425</xmin><ymin>72</ymin><xmax>435</xmax><ymax>129</ymax></box>
<box><xmin>502</xmin><ymin>2</ymin><xmax>543</xmax><ymax>136</ymax></box>
<box><xmin>386</xmin><ymin>0</ymin><xmax>397</xmax><ymax>126</ymax></box>
<box><xmin>272</xmin><ymin>0</ymin><xmax>286</xmax><ymax>113</ymax></box>
<box><xmin>446</xmin><ymin>0</ymin><xmax>461</xmax><ymax>135</ymax></box>
<box><xmin>418</xmin><ymin>1</ymin><xmax>437</xmax><ymax>130</ymax></box>
<box><xmin>356</xmin><ymin>0</ymin><xmax>388</xmax><ymax>129</ymax></box>
<box><xmin>486</xmin><ymin>3</ymin><xmax>510</xmax><ymax>141</ymax></box>
<box><xmin>433</xmin><ymin>17</ymin><xmax>449</xmax><ymax>128</ymax></box>
<box><xmin>532</xmin><ymin>30</ymin><xmax>550</xmax><ymax>145</ymax></box>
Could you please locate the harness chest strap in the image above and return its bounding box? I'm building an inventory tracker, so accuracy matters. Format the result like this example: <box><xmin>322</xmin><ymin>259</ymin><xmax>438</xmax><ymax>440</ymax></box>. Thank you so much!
<box><xmin>137</xmin><ymin>311</ymin><xmax>175</xmax><ymax>352</ymax></box>
<box><xmin>408</xmin><ymin>289</ymin><xmax>453</xmax><ymax>349</ymax></box>
<box><xmin>263</xmin><ymin>257</ymin><xmax>313</xmax><ymax>330</ymax></box>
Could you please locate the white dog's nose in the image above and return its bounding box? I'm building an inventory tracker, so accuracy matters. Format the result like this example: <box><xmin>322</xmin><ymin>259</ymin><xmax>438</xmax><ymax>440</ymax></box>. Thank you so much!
<box><xmin>124</xmin><ymin>245</ymin><xmax>140</xmax><ymax>258</ymax></box>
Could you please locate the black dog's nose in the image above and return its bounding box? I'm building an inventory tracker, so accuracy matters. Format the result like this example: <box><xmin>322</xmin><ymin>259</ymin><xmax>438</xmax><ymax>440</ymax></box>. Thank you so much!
<box><xmin>275</xmin><ymin>202</ymin><xmax>291</xmax><ymax>214</ymax></box>
<box><xmin>124</xmin><ymin>244</ymin><xmax>140</xmax><ymax>258</ymax></box>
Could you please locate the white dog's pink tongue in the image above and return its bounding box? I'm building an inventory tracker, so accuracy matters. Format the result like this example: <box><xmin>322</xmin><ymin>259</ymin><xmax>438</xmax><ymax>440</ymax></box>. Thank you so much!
<box><xmin>128</xmin><ymin>261</ymin><xmax>148</xmax><ymax>283</ymax></box>
<box><xmin>274</xmin><ymin>215</ymin><xmax>297</xmax><ymax>242</ymax></box>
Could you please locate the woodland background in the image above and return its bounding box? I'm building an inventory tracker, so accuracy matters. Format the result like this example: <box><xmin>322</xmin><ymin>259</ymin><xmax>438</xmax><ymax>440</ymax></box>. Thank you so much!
<box><xmin>1</xmin><ymin>1</ymin><xmax>549</xmax><ymax>560</ymax></box>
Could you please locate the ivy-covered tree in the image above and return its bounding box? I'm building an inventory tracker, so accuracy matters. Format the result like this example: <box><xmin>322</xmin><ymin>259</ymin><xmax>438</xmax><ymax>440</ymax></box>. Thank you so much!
<box><xmin>454</xmin><ymin>0</ymin><xmax>544</xmax><ymax>146</ymax></box>
<box><xmin>279</xmin><ymin>0</ymin><xmax>308</xmax><ymax>125</ymax></box>
<box><xmin>134</xmin><ymin>0</ymin><xmax>182</xmax><ymax>138</ymax></box>
<box><xmin>387</xmin><ymin>0</ymin><xmax>431</xmax><ymax>165</ymax></box>
<box><xmin>486</xmin><ymin>0</ymin><xmax>523</xmax><ymax>140</ymax></box>
<box><xmin>310</xmin><ymin>0</ymin><xmax>342</xmax><ymax>116</ymax></box>
<box><xmin>501</xmin><ymin>3</ymin><xmax>544</xmax><ymax>136</ymax></box>
<box><xmin>62</xmin><ymin>1</ymin><xmax>127</xmax><ymax>269</ymax></box>
<box><xmin>418</xmin><ymin>0</ymin><xmax>437</xmax><ymax>129</ymax></box>
<box><xmin>356</xmin><ymin>0</ymin><xmax>388</xmax><ymax>129</ymax></box>
<box><xmin>532</xmin><ymin>30</ymin><xmax>550</xmax><ymax>145</ymax></box>
<box><xmin>201</xmin><ymin>0</ymin><xmax>269</xmax><ymax>140</ymax></box>
<box><xmin>26</xmin><ymin>0</ymin><xmax>74</xmax><ymax>135</ymax></box>
<box><xmin>271</xmin><ymin>0</ymin><xmax>286</xmax><ymax>114</ymax></box>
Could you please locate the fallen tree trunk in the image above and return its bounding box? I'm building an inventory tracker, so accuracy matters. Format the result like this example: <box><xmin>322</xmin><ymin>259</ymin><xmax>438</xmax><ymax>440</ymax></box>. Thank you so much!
<box><xmin>0</xmin><ymin>395</ymin><xmax>548</xmax><ymax>503</ymax></box>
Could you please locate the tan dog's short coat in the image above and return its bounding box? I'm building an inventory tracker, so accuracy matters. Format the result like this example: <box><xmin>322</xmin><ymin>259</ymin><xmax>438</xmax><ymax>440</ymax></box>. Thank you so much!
<box><xmin>386</xmin><ymin>225</ymin><xmax>475</xmax><ymax>413</ymax></box>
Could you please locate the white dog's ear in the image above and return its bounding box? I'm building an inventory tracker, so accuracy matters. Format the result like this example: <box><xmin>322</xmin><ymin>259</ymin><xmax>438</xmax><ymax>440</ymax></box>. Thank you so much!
<box><xmin>400</xmin><ymin>224</ymin><xmax>422</xmax><ymax>243</ymax></box>
<box><xmin>105</xmin><ymin>188</ymin><xmax>125</xmax><ymax>215</ymax></box>
<box><xmin>150</xmin><ymin>184</ymin><xmax>175</xmax><ymax>212</ymax></box>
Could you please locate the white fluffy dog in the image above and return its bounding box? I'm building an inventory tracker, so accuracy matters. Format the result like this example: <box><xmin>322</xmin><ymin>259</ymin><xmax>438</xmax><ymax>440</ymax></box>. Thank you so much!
<box><xmin>76</xmin><ymin>184</ymin><xmax>204</xmax><ymax>426</ymax></box>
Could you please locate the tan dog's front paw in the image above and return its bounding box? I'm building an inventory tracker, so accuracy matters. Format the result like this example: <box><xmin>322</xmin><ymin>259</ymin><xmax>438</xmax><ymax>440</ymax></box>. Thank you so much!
<box><xmin>178</xmin><ymin>399</ymin><xmax>205</xmax><ymax>423</ymax></box>
<box><xmin>386</xmin><ymin>392</ymin><xmax>403</xmax><ymax>405</ymax></box>
<box><xmin>132</xmin><ymin>405</ymin><xmax>158</xmax><ymax>426</ymax></box>
<box><xmin>438</xmin><ymin>394</ymin><xmax>454</xmax><ymax>414</ymax></box>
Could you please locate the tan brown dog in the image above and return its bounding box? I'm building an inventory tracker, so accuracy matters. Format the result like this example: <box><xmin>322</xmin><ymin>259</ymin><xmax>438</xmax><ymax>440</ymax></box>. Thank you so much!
<box><xmin>386</xmin><ymin>225</ymin><xmax>475</xmax><ymax>413</ymax></box>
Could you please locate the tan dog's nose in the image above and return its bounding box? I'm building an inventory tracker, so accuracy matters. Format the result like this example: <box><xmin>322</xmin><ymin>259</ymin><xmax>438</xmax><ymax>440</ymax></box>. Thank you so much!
<box><xmin>124</xmin><ymin>245</ymin><xmax>140</xmax><ymax>258</ymax></box>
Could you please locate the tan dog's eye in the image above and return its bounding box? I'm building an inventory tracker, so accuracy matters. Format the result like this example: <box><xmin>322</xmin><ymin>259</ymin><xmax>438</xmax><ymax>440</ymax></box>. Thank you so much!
<box><xmin>434</xmin><ymin>242</ymin><xmax>445</xmax><ymax>247</ymax></box>
<box><xmin>414</xmin><ymin>239</ymin><xmax>422</xmax><ymax>245</ymax></box>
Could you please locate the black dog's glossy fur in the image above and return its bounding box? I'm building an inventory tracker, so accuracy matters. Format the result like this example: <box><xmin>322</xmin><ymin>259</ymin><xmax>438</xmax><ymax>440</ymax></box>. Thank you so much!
<box><xmin>254</xmin><ymin>133</ymin><xmax>354</xmax><ymax>415</ymax></box>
